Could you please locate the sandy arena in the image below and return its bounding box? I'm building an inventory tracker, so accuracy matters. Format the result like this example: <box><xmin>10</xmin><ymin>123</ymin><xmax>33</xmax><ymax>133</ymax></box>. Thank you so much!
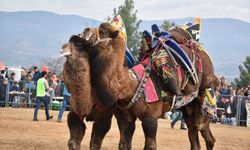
<box><xmin>0</xmin><ymin>108</ymin><xmax>249</xmax><ymax>150</ymax></box>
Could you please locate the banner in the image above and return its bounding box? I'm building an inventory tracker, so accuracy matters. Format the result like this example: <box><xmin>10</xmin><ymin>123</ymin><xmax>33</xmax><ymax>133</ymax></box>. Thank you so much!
<box><xmin>180</xmin><ymin>17</ymin><xmax>201</xmax><ymax>41</ymax></box>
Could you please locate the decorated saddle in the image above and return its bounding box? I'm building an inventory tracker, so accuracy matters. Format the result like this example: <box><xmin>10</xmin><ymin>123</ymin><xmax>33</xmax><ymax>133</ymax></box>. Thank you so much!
<box><xmin>136</xmin><ymin>18</ymin><xmax>216</xmax><ymax>113</ymax></box>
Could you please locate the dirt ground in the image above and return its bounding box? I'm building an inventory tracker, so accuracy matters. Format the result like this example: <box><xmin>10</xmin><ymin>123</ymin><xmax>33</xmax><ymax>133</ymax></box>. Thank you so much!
<box><xmin>0</xmin><ymin>108</ymin><xmax>249</xmax><ymax>150</ymax></box>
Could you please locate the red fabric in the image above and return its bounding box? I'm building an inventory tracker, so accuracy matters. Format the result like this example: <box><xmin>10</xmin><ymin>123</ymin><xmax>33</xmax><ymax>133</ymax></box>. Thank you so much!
<box><xmin>176</xmin><ymin>66</ymin><xmax>183</xmax><ymax>81</ymax></box>
<box><xmin>140</xmin><ymin>55</ymin><xmax>150</xmax><ymax>65</ymax></box>
<box><xmin>197</xmin><ymin>58</ymin><xmax>203</xmax><ymax>73</ymax></box>
<box><xmin>133</xmin><ymin>64</ymin><xmax>159</xmax><ymax>103</ymax></box>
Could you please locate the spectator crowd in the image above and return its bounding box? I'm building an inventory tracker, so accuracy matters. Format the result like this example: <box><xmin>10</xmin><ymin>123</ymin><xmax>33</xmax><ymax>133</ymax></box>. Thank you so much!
<box><xmin>0</xmin><ymin>66</ymin><xmax>250</xmax><ymax>126</ymax></box>
<box><xmin>0</xmin><ymin>66</ymin><xmax>65</xmax><ymax>108</ymax></box>
<box><xmin>215</xmin><ymin>76</ymin><xmax>250</xmax><ymax>126</ymax></box>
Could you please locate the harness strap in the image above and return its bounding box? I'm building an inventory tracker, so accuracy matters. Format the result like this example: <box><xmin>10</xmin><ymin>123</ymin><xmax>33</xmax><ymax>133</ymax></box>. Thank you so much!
<box><xmin>92</xmin><ymin>28</ymin><xmax>113</xmax><ymax>46</ymax></box>
<box><xmin>181</xmin><ymin>37</ymin><xmax>203</xmax><ymax>73</ymax></box>
<box><xmin>126</xmin><ymin>66</ymin><xmax>152</xmax><ymax>109</ymax></box>
<box><xmin>162</xmin><ymin>42</ymin><xmax>199</xmax><ymax>85</ymax></box>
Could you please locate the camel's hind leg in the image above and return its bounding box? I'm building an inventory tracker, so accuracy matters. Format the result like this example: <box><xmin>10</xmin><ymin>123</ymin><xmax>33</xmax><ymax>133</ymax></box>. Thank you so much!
<box><xmin>187</xmin><ymin>124</ymin><xmax>201</xmax><ymax>150</ymax></box>
<box><xmin>200</xmin><ymin>124</ymin><xmax>215</xmax><ymax>150</ymax></box>
<box><xmin>89</xmin><ymin>111</ymin><xmax>113</xmax><ymax>150</ymax></box>
<box><xmin>67</xmin><ymin>111</ymin><xmax>85</xmax><ymax>150</ymax></box>
<box><xmin>114</xmin><ymin>108</ymin><xmax>136</xmax><ymax>150</ymax></box>
<box><xmin>142</xmin><ymin>117</ymin><xmax>158</xmax><ymax>150</ymax></box>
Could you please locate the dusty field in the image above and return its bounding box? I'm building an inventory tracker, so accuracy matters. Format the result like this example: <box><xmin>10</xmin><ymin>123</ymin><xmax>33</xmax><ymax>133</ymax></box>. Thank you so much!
<box><xmin>0</xmin><ymin>108</ymin><xmax>249</xmax><ymax>150</ymax></box>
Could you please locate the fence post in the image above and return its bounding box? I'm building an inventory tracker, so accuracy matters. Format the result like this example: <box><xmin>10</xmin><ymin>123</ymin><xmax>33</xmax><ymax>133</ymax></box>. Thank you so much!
<box><xmin>5</xmin><ymin>80</ymin><xmax>10</xmax><ymax>107</ymax></box>
<box><xmin>28</xmin><ymin>81</ymin><xmax>31</xmax><ymax>106</ymax></box>
<box><xmin>236</xmin><ymin>96</ymin><xmax>242</xmax><ymax>125</ymax></box>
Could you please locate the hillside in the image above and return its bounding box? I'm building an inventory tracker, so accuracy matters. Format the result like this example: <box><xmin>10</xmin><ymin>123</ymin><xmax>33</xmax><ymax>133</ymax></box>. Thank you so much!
<box><xmin>0</xmin><ymin>11</ymin><xmax>250</xmax><ymax>80</ymax></box>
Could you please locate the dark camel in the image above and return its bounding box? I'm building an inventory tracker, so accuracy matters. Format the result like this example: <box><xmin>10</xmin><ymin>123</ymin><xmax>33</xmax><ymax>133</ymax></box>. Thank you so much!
<box><xmin>78</xmin><ymin>23</ymin><xmax>218</xmax><ymax>150</ymax></box>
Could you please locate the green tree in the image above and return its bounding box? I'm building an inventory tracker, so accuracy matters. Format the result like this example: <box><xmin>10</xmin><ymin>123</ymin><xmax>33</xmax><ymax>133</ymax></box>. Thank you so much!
<box><xmin>235</xmin><ymin>56</ymin><xmax>250</xmax><ymax>87</ymax></box>
<box><xmin>111</xmin><ymin>0</ymin><xmax>141</xmax><ymax>53</ymax></box>
<box><xmin>161</xmin><ymin>20</ymin><xmax>175</xmax><ymax>31</ymax></box>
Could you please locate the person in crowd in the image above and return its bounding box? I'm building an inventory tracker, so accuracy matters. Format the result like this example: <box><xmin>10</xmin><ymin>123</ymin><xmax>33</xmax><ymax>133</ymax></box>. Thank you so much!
<box><xmin>33</xmin><ymin>71</ymin><xmax>53</xmax><ymax>121</ymax></box>
<box><xmin>22</xmin><ymin>71</ymin><xmax>33</xmax><ymax>91</ymax></box>
<box><xmin>244</xmin><ymin>84</ymin><xmax>250</xmax><ymax>96</ymax></box>
<box><xmin>0</xmin><ymin>79</ymin><xmax>7</xmax><ymax>107</ymax></box>
<box><xmin>4</xmin><ymin>67</ymin><xmax>8</xmax><ymax>79</ymax></box>
<box><xmin>57</xmin><ymin>84</ymin><xmax>71</xmax><ymax>122</ymax></box>
<box><xmin>32</xmin><ymin>66</ymin><xmax>41</xmax><ymax>83</ymax></box>
<box><xmin>10</xmin><ymin>81</ymin><xmax>20</xmax><ymax>92</ymax></box>
<box><xmin>51</xmin><ymin>73</ymin><xmax>58</xmax><ymax>96</ymax></box>
<box><xmin>24</xmin><ymin>71</ymin><xmax>33</xmax><ymax>82</ymax></box>
<box><xmin>220</xmin><ymin>84</ymin><xmax>228</xmax><ymax>96</ymax></box>
<box><xmin>59</xmin><ymin>80</ymin><xmax>64</xmax><ymax>96</ymax></box>
<box><xmin>7</xmin><ymin>72</ymin><xmax>17</xmax><ymax>105</ymax></box>
<box><xmin>8</xmin><ymin>72</ymin><xmax>16</xmax><ymax>89</ymax></box>
<box><xmin>170</xmin><ymin>109</ymin><xmax>187</xmax><ymax>130</ymax></box>
<box><xmin>0</xmin><ymin>70</ymin><xmax>5</xmax><ymax>80</ymax></box>
<box><xmin>236</xmin><ymin>88</ymin><xmax>245</xmax><ymax>96</ymax></box>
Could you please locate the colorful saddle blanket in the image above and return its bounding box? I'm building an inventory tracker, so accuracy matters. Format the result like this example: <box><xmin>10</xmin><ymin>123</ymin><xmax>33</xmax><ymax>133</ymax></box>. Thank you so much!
<box><xmin>132</xmin><ymin>64</ymin><xmax>159</xmax><ymax>103</ymax></box>
<box><xmin>151</xmin><ymin>24</ymin><xmax>193</xmax><ymax>71</ymax></box>
<box><xmin>151</xmin><ymin>24</ymin><xmax>199</xmax><ymax>85</ymax></box>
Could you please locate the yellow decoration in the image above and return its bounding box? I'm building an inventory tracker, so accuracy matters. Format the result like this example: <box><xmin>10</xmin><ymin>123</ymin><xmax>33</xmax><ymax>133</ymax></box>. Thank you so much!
<box><xmin>205</xmin><ymin>88</ymin><xmax>216</xmax><ymax>106</ymax></box>
<box><xmin>109</xmin><ymin>15</ymin><xmax>127</xmax><ymax>42</ymax></box>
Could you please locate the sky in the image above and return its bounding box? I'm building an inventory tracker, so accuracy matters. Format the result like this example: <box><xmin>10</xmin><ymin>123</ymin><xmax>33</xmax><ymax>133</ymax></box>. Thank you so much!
<box><xmin>0</xmin><ymin>0</ymin><xmax>250</xmax><ymax>22</ymax></box>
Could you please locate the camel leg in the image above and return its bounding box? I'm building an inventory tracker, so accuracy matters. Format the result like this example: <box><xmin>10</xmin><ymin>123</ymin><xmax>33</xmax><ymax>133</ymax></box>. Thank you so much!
<box><xmin>141</xmin><ymin>117</ymin><xmax>158</xmax><ymax>150</ymax></box>
<box><xmin>67</xmin><ymin>111</ymin><xmax>85</xmax><ymax>150</ymax></box>
<box><xmin>89</xmin><ymin>111</ymin><xmax>113</xmax><ymax>150</ymax></box>
<box><xmin>187</xmin><ymin>125</ymin><xmax>201</xmax><ymax>150</ymax></box>
<box><xmin>114</xmin><ymin>108</ymin><xmax>136</xmax><ymax>150</ymax></box>
<box><xmin>200</xmin><ymin>124</ymin><xmax>215</xmax><ymax>150</ymax></box>
<box><xmin>182</xmin><ymin>104</ymin><xmax>201</xmax><ymax>150</ymax></box>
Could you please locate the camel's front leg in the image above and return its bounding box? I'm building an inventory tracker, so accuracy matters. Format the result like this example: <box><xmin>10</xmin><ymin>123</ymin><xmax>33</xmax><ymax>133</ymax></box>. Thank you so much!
<box><xmin>142</xmin><ymin>117</ymin><xmax>158</xmax><ymax>150</ymax></box>
<box><xmin>89</xmin><ymin>110</ymin><xmax>113</xmax><ymax>150</ymax></box>
<box><xmin>67</xmin><ymin>111</ymin><xmax>85</xmax><ymax>150</ymax></box>
<box><xmin>114</xmin><ymin>108</ymin><xmax>136</xmax><ymax>150</ymax></box>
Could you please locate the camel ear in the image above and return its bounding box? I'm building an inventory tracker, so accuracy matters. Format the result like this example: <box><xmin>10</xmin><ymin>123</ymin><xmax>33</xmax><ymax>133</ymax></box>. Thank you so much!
<box><xmin>110</xmin><ymin>30</ymin><xmax>119</xmax><ymax>39</ymax></box>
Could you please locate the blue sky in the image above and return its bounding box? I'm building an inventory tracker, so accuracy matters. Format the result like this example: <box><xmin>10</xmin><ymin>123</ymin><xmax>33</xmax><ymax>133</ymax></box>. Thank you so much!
<box><xmin>0</xmin><ymin>0</ymin><xmax>249</xmax><ymax>22</ymax></box>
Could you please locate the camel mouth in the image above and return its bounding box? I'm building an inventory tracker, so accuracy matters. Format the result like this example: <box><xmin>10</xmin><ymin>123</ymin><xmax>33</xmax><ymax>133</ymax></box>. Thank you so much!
<box><xmin>60</xmin><ymin>48</ymin><xmax>71</xmax><ymax>57</ymax></box>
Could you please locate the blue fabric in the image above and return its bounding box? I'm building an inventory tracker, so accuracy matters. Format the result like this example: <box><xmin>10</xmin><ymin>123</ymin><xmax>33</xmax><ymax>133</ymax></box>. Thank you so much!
<box><xmin>63</xmin><ymin>86</ymin><xmax>71</xmax><ymax>96</ymax></box>
<box><xmin>165</xmin><ymin>39</ymin><xmax>192</xmax><ymax>69</ymax></box>
<box><xmin>151</xmin><ymin>24</ymin><xmax>160</xmax><ymax>33</ymax></box>
<box><xmin>58</xmin><ymin>95</ymin><xmax>70</xmax><ymax>120</ymax></box>
<box><xmin>142</xmin><ymin>30</ymin><xmax>151</xmax><ymax>39</ymax></box>
<box><xmin>171</xmin><ymin>110</ymin><xmax>185</xmax><ymax>128</ymax></box>
<box><xmin>33</xmin><ymin>96</ymin><xmax>50</xmax><ymax>120</ymax></box>
<box><xmin>125</xmin><ymin>47</ymin><xmax>135</xmax><ymax>68</ymax></box>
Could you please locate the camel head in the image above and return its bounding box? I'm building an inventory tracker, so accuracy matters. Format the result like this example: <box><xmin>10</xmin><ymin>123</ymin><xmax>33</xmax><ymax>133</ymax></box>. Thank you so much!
<box><xmin>98</xmin><ymin>23</ymin><xmax>120</xmax><ymax>40</ymax></box>
<box><xmin>61</xmin><ymin>35</ymin><xmax>91</xmax><ymax>59</ymax></box>
<box><xmin>80</xmin><ymin>23</ymin><xmax>122</xmax><ymax>47</ymax></box>
<box><xmin>80</xmin><ymin>27</ymin><xmax>99</xmax><ymax>44</ymax></box>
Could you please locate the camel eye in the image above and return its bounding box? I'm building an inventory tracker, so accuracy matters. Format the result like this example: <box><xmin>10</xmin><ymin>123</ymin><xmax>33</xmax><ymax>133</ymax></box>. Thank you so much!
<box><xmin>99</xmin><ymin>29</ymin><xmax>104</xmax><ymax>34</ymax></box>
<box><xmin>85</xmin><ymin>28</ymin><xmax>90</xmax><ymax>31</ymax></box>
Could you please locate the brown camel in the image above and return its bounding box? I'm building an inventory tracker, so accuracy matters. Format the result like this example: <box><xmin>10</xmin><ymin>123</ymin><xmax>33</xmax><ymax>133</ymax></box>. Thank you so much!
<box><xmin>61</xmin><ymin>35</ymin><xmax>115</xmax><ymax>150</ymax></box>
<box><xmin>80</xmin><ymin>22</ymin><xmax>218</xmax><ymax>150</ymax></box>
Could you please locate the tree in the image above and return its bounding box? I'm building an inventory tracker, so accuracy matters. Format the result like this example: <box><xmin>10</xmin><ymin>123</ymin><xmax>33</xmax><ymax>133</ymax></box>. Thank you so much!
<box><xmin>235</xmin><ymin>56</ymin><xmax>250</xmax><ymax>87</ymax></box>
<box><xmin>161</xmin><ymin>20</ymin><xmax>175</xmax><ymax>31</ymax></box>
<box><xmin>111</xmin><ymin>0</ymin><xmax>141</xmax><ymax>53</ymax></box>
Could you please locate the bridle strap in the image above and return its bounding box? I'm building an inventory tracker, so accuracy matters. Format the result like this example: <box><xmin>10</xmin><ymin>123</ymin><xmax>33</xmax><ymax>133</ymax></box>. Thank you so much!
<box><xmin>92</xmin><ymin>28</ymin><xmax>112</xmax><ymax>47</ymax></box>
